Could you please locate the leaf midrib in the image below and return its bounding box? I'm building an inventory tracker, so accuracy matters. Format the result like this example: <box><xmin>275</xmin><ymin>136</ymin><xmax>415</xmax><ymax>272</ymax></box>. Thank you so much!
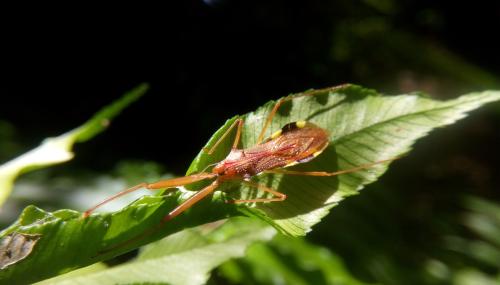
<box><xmin>332</xmin><ymin>94</ymin><xmax>486</xmax><ymax>145</ymax></box>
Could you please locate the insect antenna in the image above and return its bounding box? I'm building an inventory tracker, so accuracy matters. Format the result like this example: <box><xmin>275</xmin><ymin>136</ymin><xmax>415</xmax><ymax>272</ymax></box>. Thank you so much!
<box><xmin>265</xmin><ymin>156</ymin><xmax>403</xmax><ymax>177</ymax></box>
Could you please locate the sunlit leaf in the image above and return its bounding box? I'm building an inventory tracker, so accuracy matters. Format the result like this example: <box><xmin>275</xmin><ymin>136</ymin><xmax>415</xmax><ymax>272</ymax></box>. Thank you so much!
<box><xmin>190</xmin><ymin>85</ymin><xmax>500</xmax><ymax>235</ymax></box>
<box><xmin>1</xmin><ymin>85</ymin><xmax>499</xmax><ymax>284</ymax></box>
<box><xmin>0</xmin><ymin>84</ymin><xmax>149</xmax><ymax>207</ymax></box>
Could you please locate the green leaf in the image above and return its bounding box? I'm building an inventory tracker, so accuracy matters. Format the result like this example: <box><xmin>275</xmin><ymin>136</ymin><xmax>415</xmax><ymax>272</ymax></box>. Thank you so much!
<box><xmin>190</xmin><ymin>85</ymin><xmax>500</xmax><ymax>235</ymax></box>
<box><xmin>0</xmin><ymin>84</ymin><xmax>149</xmax><ymax>207</ymax></box>
<box><xmin>445</xmin><ymin>197</ymin><xmax>500</xmax><ymax>268</ymax></box>
<box><xmin>1</xmin><ymin>85</ymin><xmax>500</xmax><ymax>284</ymax></box>
<box><xmin>35</xmin><ymin>263</ymin><xmax>108</xmax><ymax>285</ymax></box>
<box><xmin>0</xmin><ymin>192</ymin><xmax>239</xmax><ymax>284</ymax></box>
<box><xmin>37</xmin><ymin>218</ymin><xmax>275</xmax><ymax>285</ymax></box>
<box><xmin>219</xmin><ymin>234</ymin><xmax>375</xmax><ymax>285</ymax></box>
<box><xmin>453</xmin><ymin>269</ymin><xmax>500</xmax><ymax>285</ymax></box>
<box><xmin>463</xmin><ymin>197</ymin><xmax>500</xmax><ymax>248</ymax></box>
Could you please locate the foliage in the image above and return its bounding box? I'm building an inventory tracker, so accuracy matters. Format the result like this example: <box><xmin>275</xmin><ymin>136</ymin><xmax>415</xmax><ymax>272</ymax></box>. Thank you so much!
<box><xmin>217</xmin><ymin>234</ymin><xmax>374</xmax><ymax>285</ymax></box>
<box><xmin>0</xmin><ymin>84</ymin><xmax>149</xmax><ymax>207</ymax></box>
<box><xmin>446</xmin><ymin>197</ymin><xmax>500</xmax><ymax>284</ymax></box>
<box><xmin>37</xmin><ymin>218</ymin><xmax>275</xmax><ymax>285</ymax></box>
<box><xmin>0</xmin><ymin>85</ymin><xmax>499</xmax><ymax>284</ymax></box>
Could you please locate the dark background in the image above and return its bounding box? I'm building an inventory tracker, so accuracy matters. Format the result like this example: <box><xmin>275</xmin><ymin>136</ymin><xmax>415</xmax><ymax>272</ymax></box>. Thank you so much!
<box><xmin>1</xmin><ymin>1</ymin><xmax>500</xmax><ymax>284</ymax></box>
<box><xmin>1</xmin><ymin>1</ymin><xmax>499</xmax><ymax>173</ymax></box>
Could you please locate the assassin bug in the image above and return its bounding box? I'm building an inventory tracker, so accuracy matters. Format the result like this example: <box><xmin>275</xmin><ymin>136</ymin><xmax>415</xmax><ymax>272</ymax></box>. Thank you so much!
<box><xmin>83</xmin><ymin>85</ymin><xmax>397</xmax><ymax>243</ymax></box>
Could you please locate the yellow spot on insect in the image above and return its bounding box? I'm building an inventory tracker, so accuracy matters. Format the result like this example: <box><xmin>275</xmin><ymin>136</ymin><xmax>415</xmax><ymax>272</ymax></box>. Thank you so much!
<box><xmin>271</xmin><ymin>130</ymin><xmax>282</xmax><ymax>139</ymax></box>
<box><xmin>296</xmin><ymin>121</ymin><xmax>306</xmax><ymax>128</ymax></box>
<box><xmin>284</xmin><ymin>161</ymin><xmax>299</xmax><ymax>167</ymax></box>
<box><xmin>313</xmin><ymin>151</ymin><xmax>323</xmax><ymax>157</ymax></box>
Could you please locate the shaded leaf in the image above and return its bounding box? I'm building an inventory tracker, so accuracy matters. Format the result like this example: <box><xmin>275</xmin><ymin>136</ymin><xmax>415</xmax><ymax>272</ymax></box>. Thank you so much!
<box><xmin>39</xmin><ymin>218</ymin><xmax>275</xmax><ymax>285</ymax></box>
<box><xmin>218</xmin><ymin>234</ymin><xmax>374</xmax><ymax>285</ymax></box>
<box><xmin>463</xmin><ymin>196</ymin><xmax>500</xmax><ymax>247</ymax></box>
<box><xmin>453</xmin><ymin>269</ymin><xmax>500</xmax><ymax>285</ymax></box>
<box><xmin>0</xmin><ymin>193</ymin><xmax>237</xmax><ymax>284</ymax></box>
<box><xmin>444</xmin><ymin>197</ymin><xmax>500</xmax><ymax>269</ymax></box>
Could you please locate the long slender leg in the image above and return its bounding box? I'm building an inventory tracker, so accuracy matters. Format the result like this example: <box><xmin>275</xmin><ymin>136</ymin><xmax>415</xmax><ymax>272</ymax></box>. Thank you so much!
<box><xmin>264</xmin><ymin>157</ymin><xmax>400</xmax><ymax>177</ymax></box>
<box><xmin>97</xmin><ymin>180</ymin><xmax>221</xmax><ymax>255</ymax></box>
<box><xmin>256</xmin><ymin>84</ymin><xmax>351</xmax><ymax>144</ymax></box>
<box><xmin>83</xmin><ymin>172</ymin><xmax>217</xmax><ymax>217</ymax></box>
<box><xmin>231</xmin><ymin>119</ymin><xmax>244</xmax><ymax>149</ymax></box>
<box><xmin>203</xmin><ymin>118</ymin><xmax>244</xmax><ymax>155</ymax></box>
<box><xmin>256</xmin><ymin>97</ymin><xmax>289</xmax><ymax>144</ymax></box>
<box><xmin>227</xmin><ymin>180</ymin><xmax>287</xmax><ymax>203</ymax></box>
<box><xmin>163</xmin><ymin>179</ymin><xmax>220</xmax><ymax>221</ymax></box>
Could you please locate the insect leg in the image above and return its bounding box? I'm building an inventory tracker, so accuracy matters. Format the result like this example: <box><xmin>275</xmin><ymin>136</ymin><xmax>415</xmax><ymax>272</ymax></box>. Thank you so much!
<box><xmin>163</xmin><ymin>179</ymin><xmax>220</xmax><ymax>221</ymax></box>
<box><xmin>264</xmin><ymin>157</ymin><xmax>400</xmax><ymax>177</ymax></box>
<box><xmin>227</xmin><ymin>180</ymin><xmax>287</xmax><ymax>203</ymax></box>
<box><xmin>256</xmin><ymin>84</ymin><xmax>351</xmax><ymax>144</ymax></box>
<box><xmin>203</xmin><ymin>118</ymin><xmax>244</xmax><ymax>155</ymax></box>
<box><xmin>256</xmin><ymin>97</ymin><xmax>289</xmax><ymax>144</ymax></box>
<box><xmin>97</xmin><ymin>180</ymin><xmax>221</xmax><ymax>255</ymax></box>
<box><xmin>83</xmin><ymin>172</ymin><xmax>217</xmax><ymax>217</ymax></box>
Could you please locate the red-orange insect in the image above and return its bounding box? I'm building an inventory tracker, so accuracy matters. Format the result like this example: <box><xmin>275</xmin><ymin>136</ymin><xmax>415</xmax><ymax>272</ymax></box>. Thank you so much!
<box><xmin>83</xmin><ymin>85</ymin><xmax>396</xmax><ymax>246</ymax></box>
